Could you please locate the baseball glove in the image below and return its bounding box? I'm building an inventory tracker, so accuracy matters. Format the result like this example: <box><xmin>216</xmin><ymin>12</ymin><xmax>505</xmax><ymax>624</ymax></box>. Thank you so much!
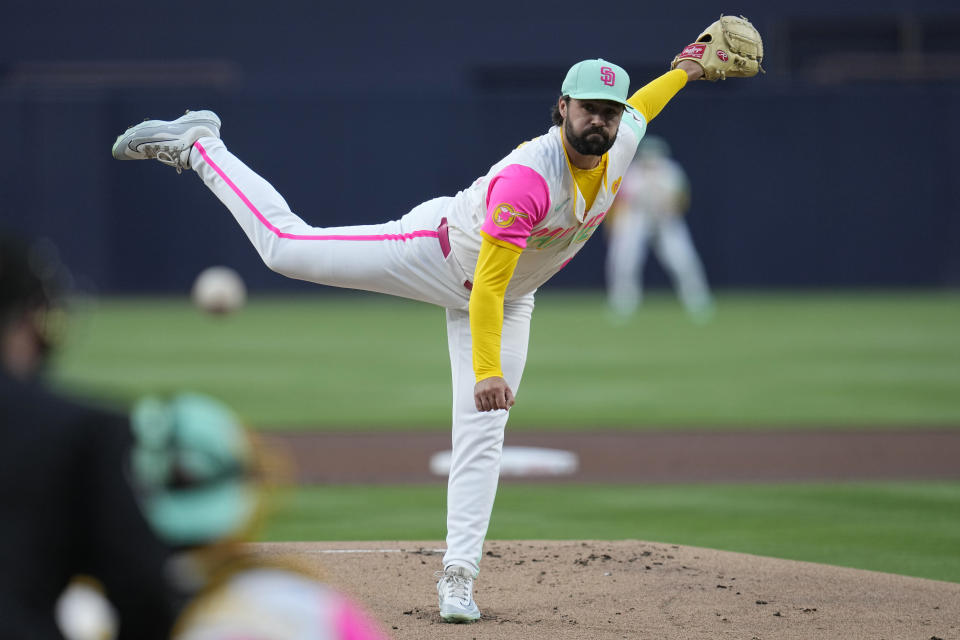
<box><xmin>671</xmin><ymin>15</ymin><xmax>764</xmax><ymax>81</ymax></box>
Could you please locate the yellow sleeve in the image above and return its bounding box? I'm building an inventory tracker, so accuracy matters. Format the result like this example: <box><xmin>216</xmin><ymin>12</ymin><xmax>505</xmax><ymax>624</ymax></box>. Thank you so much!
<box><xmin>627</xmin><ymin>69</ymin><xmax>688</xmax><ymax>123</ymax></box>
<box><xmin>470</xmin><ymin>233</ymin><xmax>522</xmax><ymax>381</ymax></box>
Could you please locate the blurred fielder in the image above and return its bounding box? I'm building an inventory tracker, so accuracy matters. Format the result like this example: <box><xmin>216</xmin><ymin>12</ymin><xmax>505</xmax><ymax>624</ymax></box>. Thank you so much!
<box><xmin>605</xmin><ymin>136</ymin><xmax>714</xmax><ymax>321</ymax></box>
<box><xmin>112</xmin><ymin>16</ymin><xmax>762</xmax><ymax>623</ymax></box>
<box><xmin>0</xmin><ymin>231</ymin><xmax>180</xmax><ymax>640</ymax></box>
<box><xmin>129</xmin><ymin>393</ymin><xmax>389</xmax><ymax>640</ymax></box>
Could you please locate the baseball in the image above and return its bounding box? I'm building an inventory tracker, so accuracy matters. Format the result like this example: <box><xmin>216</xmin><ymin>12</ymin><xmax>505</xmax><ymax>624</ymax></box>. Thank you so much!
<box><xmin>191</xmin><ymin>266</ymin><xmax>246</xmax><ymax>315</ymax></box>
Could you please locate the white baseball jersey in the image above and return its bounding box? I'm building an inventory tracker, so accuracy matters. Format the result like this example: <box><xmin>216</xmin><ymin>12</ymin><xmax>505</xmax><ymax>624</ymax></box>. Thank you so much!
<box><xmin>174</xmin><ymin>568</ymin><xmax>388</xmax><ymax>640</ymax></box>
<box><xmin>617</xmin><ymin>155</ymin><xmax>688</xmax><ymax>223</ymax></box>
<box><xmin>446</xmin><ymin>112</ymin><xmax>646</xmax><ymax>299</ymax></box>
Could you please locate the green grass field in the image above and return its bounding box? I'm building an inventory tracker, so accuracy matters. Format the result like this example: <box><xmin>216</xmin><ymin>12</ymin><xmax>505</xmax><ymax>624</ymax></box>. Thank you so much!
<box><xmin>263</xmin><ymin>482</ymin><xmax>960</xmax><ymax>583</ymax></box>
<box><xmin>50</xmin><ymin>290</ymin><xmax>960</xmax><ymax>582</ymax></box>
<box><xmin>52</xmin><ymin>290</ymin><xmax>960</xmax><ymax>429</ymax></box>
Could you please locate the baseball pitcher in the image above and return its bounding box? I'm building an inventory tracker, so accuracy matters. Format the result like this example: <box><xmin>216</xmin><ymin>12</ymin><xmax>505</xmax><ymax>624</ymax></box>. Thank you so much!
<box><xmin>111</xmin><ymin>15</ymin><xmax>762</xmax><ymax>623</ymax></box>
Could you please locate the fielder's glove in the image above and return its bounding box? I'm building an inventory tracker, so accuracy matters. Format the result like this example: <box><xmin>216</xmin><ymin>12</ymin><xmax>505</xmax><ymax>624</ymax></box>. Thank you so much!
<box><xmin>671</xmin><ymin>15</ymin><xmax>764</xmax><ymax>81</ymax></box>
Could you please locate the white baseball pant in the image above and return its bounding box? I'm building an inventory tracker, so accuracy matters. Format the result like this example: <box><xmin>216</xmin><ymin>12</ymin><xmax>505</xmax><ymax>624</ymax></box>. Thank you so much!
<box><xmin>606</xmin><ymin>213</ymin><xmax>711</xmax><ymax>316</ymax></box>
<box><xmin>189</xmin><ymin>137</ymin><xmax>532</xmax><ymax>574</ymax></box>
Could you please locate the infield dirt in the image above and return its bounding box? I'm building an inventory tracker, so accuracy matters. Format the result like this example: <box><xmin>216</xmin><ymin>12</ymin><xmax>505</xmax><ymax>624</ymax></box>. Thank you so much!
<box><xmin>260</xmin><ymin>429</ymin><xmax>960</xmax><ymax>483</ymax></box>
<box><xmin>252</xmin><ymin>539</ymin><xmax>960</xmax><ymax>640</ymax></box>
<box><xmin>253</xmin><ymin>430</ymin><xmax>960</xmax><ymax>638</ymax></box>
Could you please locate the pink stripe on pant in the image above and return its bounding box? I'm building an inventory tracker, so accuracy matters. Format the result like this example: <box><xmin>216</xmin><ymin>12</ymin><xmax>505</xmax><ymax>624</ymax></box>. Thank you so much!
<box><xmin>189</xmin><ymin>137</ymin><xmax>470</xmax><ymax>309</ymax></box>
<box><xmin>194</xmin><ymin>141</ymin><xmax>439</xmax><ymax>244</ymax></box>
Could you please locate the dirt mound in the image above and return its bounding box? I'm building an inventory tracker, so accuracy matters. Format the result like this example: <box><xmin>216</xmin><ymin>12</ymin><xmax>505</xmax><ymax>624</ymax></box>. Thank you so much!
<box><xmin>250</xmin><ymin>540</ymin><xmax>960</xmax><ymax>639</ymax></box>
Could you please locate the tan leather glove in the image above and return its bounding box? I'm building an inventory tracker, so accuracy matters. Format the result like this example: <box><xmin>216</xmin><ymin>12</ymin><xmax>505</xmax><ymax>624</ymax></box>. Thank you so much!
<box><xmin>671</xmin><ymin>15</ymin><xmax>765</xmax><ymax>81</ymax></box>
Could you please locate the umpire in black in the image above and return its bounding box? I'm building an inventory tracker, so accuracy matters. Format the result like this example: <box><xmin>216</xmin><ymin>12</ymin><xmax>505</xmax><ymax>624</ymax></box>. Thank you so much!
<box><xmin>0</xmin><ymin>231</ymin><xmax>180</xmax><ymax>639</ymax></box>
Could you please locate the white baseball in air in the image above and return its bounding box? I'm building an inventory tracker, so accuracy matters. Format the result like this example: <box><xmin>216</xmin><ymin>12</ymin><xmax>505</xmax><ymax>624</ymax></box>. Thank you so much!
<box><xmin>191</xmin><ymin>266</ymin><xmax>247</xmax><ymax>315</ymax></box>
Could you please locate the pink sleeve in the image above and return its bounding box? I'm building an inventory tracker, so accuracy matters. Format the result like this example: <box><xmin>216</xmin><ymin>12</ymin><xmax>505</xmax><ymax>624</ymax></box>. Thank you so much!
<box><xmin>481</xmin><ymin>164</ymin><xmax>551</xmax><ymax>250</ymax></box>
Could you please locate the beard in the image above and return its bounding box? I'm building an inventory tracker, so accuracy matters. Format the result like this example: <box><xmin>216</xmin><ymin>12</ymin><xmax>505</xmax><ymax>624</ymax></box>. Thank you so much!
<box><xmin>564</xmin><ymin>122</ymin><xmax>616</xmax><ymax>156</ymax></box>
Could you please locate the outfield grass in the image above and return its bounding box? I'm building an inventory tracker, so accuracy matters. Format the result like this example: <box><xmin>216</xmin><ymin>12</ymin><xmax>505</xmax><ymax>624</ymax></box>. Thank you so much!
<box><xmin>260</xmin><ymin>482</ymin><xmax>960</xmax><ymax>583</ymax></box>
<box><xmin>52</xmin><ymin>290</ymin><xmax>960</xmax><ymax>429</ymax></box>
<box><xmin>51</xmin><ymin>291</ymin><xmax>960</xmax><ymax>583</ymax></box>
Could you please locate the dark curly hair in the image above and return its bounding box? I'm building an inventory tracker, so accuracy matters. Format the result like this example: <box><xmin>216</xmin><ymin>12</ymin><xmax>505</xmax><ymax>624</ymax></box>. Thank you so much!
<box><xmin>551</xmin><ymin>95</ymin><xmax>569</xmax><ymax>126</ymax></box>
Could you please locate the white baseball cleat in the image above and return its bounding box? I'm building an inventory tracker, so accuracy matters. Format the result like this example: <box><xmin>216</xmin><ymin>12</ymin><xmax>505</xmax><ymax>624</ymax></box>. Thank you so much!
<box><xmin>436</xmin><ymin>565</ymin><xmax>481</xmax><ymax>623</ymax></box>
<box><xmin>111</xmin><ymin>110</ymin><xmax>221</xmax><ymax>173</ymax></box>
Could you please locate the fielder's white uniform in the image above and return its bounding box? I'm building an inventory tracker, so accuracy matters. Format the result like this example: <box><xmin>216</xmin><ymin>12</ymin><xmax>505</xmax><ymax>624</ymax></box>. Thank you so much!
<box><xmin>606</xmin><ymin>151</ymin><xmax>712</xmax><ymax>317</ymax></box>
<box><xmin>174</xmin><ymin>567</ymin><xmax>387</xmax><ymax>640</ymax></box>
<box><xmin>187</xmin><ymin>109</ymin><xmax>645</xmax><ymax>574</ymax></box>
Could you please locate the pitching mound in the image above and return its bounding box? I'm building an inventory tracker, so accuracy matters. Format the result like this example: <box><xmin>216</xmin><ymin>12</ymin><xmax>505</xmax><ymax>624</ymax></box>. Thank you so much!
<box><xmin>249</xmin><ymin>540</ymin><xmax>959</xmax><ymax>639</ymax></box>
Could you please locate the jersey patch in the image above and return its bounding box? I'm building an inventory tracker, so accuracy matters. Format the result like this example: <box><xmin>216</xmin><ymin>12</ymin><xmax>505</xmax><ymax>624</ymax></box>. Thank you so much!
<box><xmin>492</xmin><ymin>203</ymin><xmax>530</xmax><ymax>229</ymax></box>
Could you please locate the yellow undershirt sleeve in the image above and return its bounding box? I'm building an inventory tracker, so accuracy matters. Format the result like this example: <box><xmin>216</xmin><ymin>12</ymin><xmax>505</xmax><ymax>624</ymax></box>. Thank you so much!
<box><xmin>481</xmin><ymin>232</ymin><xmax>524</xmax><ymax>254</ymax></box>
<box><xmin>470</xmin><ymin>233</ymin><xmax>522</xmax><ymax>381</ymax></box>
<box><xmin>627</xmin><ymin>69</ymin><xmax>688</xmax><ymax>123</ymax></box>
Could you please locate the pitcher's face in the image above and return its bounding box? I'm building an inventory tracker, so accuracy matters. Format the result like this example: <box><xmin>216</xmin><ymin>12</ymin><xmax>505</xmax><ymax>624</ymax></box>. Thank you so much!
<box><xmin>560</xmin><ymin>98</ymin><xmax>623</xmax><ymax>156</ymax></box>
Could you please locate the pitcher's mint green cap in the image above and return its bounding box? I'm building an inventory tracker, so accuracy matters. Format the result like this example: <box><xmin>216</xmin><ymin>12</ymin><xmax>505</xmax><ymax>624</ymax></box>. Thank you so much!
<box><xmin>561</xmin><ymin>59</ymin><xmax>631</xmax><ymax>107</ymax></box>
